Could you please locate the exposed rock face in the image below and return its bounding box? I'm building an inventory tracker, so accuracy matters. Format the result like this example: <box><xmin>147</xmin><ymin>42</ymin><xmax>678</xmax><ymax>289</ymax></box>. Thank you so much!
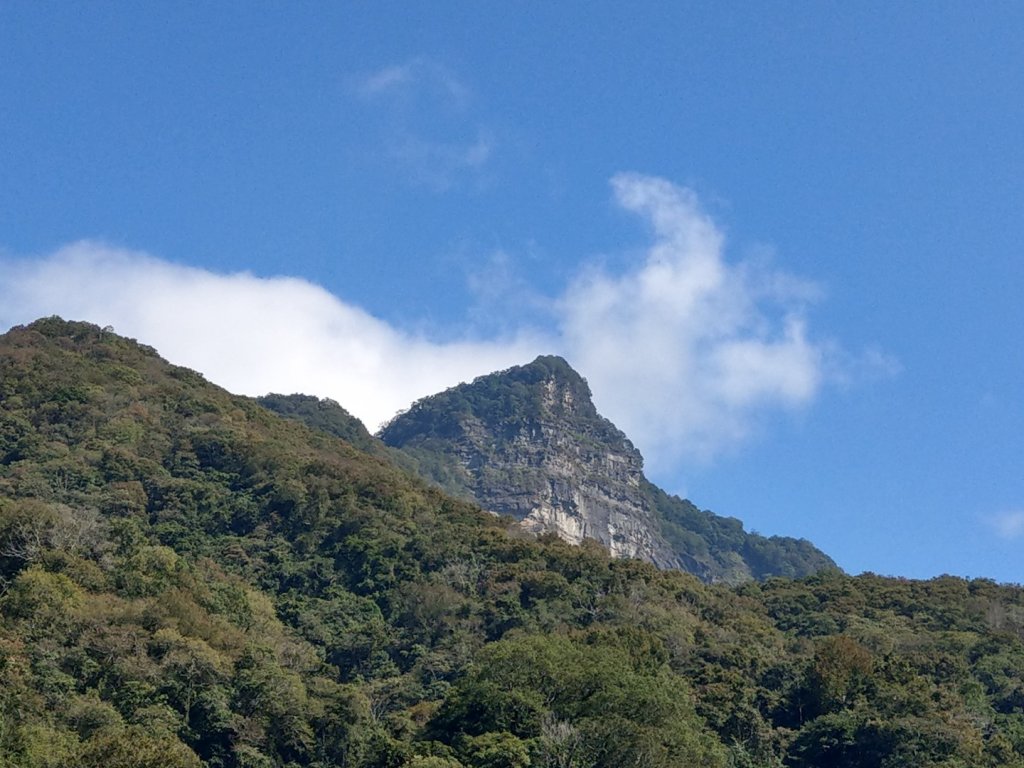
<box><xmin>470</xmin><ymin>375</ymin><xmax>673</xmax><ymax>564</ymax></box>
<box><xmin>378</xmin><ymin>355</ymin><xmax>837</xmax><ymax>583</ymax></box>
<box><xmin>380</xmin><ymin>356</ymin><xmax>678</xmax><ymax>568</ymax></box>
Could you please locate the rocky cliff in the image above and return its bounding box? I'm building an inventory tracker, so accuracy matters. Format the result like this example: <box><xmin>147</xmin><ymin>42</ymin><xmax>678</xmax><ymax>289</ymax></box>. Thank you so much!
<box><xmin>380</xmin><ymin>356</ymin><xmax>676</xmax><ymax>565</ymax></box>
<box><xmin>378</xmin><ymin>356</ymin><xmax>836</xmax><ymax>582</ymax></box>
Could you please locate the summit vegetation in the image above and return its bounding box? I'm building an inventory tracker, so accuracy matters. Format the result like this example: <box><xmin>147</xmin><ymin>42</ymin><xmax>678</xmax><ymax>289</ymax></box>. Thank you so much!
<box><xmin>1</xmin><ymin>318</ymin><xmax>1023</xmax><ymax>768</ymax></box>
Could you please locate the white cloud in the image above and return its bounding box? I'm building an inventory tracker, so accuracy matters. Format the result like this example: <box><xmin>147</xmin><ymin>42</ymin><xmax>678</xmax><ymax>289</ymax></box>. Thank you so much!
<box><xmin>358</xmin><ymin>64</ymin><xmax>415</xmax><ymax>95</ymax></box>
<box><xmin>390</xmin><ymin>130</ymin><xmax>494</xmax><ymax>191</ymax></box>
<box><xmin>559</xmin><ymin>173</ymin><xmax>826</xmax><ymax>469</ymax></box>
<box><xmin>355</xmin><ymin>57</ymin><xmax>470</xmax><ymax>107</ymax></box>
<box><xmin>0</xmin><ymin>242</ymin><xmax>542</xmax><ymax>431</ymax></box>
<box><xmin>0</xmin><ymin>173</ymin><xmax>878</xmax><ymax>468</ymax></box>
<box><xmin>351</xmin><ymin>58</ymin><xmax>492</xmax><ymax>190</ymax></box>
<box><xmin>989</xmin><ymin>511</ymin><xmax>1024</xmax><ymax>540</ymax></box>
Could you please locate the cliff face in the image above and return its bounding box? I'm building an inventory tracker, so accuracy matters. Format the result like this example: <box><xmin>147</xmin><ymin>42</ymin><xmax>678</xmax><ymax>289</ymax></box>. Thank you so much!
<box><xmin>379</xmin><ymin>356</ymin><xmax>674</xmax><ymax>561</ymax></box>
<box><xmin>378</xmin><ymin>356</ymin><xmax>836</xmax><ymax>581</ymax></box>
<box><xmin>449</xmin><ymin>370</ymin><xmax>674</xmax><ymax>565</ymax></box>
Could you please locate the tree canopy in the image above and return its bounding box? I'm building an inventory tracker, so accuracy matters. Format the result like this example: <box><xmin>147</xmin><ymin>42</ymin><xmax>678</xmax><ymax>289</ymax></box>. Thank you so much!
<box><xmin>1</xmin><ymin>318</ymin><xmax>1023</xmax><ymax>767</ymax></box>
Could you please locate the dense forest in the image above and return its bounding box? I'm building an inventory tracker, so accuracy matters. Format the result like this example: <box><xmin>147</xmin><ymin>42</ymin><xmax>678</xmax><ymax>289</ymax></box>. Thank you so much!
<box><xmin>2</xmin><ymin>318</ymin><xmax>1024</xmax><ymax>767</ymax></box>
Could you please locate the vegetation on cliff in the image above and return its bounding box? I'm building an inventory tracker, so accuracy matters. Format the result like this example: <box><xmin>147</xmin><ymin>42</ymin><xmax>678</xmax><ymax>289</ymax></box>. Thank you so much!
<box><xmin>1</xmin><ymin>318</ymin><xmax>1023</xmax><ymax>767</ymax></box>
<box><xmin>379</xmin><ymin>355</ymin><xmax>835</xmax><ymax>583</ymax></box>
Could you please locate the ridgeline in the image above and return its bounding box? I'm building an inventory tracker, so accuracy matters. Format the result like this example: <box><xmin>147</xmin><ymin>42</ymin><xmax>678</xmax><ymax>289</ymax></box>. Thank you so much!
<box><xmin>1</xmin><ymin>317</ymin><xmax>1023</xmax><ymax>767</ymax></box>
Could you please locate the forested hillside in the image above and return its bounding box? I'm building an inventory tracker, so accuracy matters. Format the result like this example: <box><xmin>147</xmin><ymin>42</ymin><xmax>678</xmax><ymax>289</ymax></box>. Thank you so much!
<box><xmin>2</xmin><ymin>318</ymin><xmax>1024</xmax><ymax>768</ymax></box>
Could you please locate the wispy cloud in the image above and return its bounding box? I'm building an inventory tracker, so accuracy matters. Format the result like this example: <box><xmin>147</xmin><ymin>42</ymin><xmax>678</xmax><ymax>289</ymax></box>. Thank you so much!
<box><xmin>989</xmin><ymin>511</ymin><xmax>1024</xmax><ymax>540</ymax></box>
<box><xmin>355</xmin><ymin>57</ymin><xmax>470</xmax><ymax>107</ymax></box>
<box><xmin>389</xmin><ymin>130</ymin><xmax>494</xmax><ymax>191</ymax></box>
<box><xmin>357</xmin><ymin>64</ymin><xmax>414</xmax><ymax>95</ymax></box>
<box><xmin>464</xmin><ymin>249</ymin><xmax>554</xmax><ymax>335</ymax></box>
<box><xmin>0</xmin><ymin>174</ymin><xmax>889</xmax><ymax>467</ymax></box>
<box><xmin>560</xmin><ymin>173</ymin><xmax>827</xmax><ymax>469</ymax></box>
<box><xmin>350</xmin><ymin>57</ymin><xmax>493</xmax><ymax>190</ymax></box>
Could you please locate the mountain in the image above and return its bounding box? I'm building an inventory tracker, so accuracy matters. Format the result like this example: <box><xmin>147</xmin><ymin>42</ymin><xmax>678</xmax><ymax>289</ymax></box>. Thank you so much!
<box><xmin>3</xmin><ymin>318</ymin><xmax>1024</xmax><ymax>768</ymax></box>
<box><xmin>255</xmin><ymin>393</ymin><xmax>383</xmax><ymax>456</ymax></box>
<box><xmin>256</xmin><ymin>392</ymin><xmax>421</xmax><ymax>476</ymax></box>
<box><xmin>378</xmin><ymin>355</ymin><xmax>835</xmax><ymax>583</ymax></box>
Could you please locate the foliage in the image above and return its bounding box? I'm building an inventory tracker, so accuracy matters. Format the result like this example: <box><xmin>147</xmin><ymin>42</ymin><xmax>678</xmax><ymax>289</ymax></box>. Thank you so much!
<box><xmin>256</xmin><ymin>394</ymin><xmax>421</xmax><ymax>481</ymax></box>
<box><xmin>1</xmin><ymin>318</ymin><xmax>1024</xmax><ymax>767</ymax></box>
<box><xmin>378</xmin><ymin>353</ymin><xmax>837</xmax><ymax>584</ymax></box>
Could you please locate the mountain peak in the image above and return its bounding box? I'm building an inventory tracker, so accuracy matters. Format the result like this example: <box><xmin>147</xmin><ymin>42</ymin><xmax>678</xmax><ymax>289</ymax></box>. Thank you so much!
<box><xmin>516</xmin><ymin>354</ymin><xmax>586</xmax><ymax>384</ymax></box>
<box><xmin>379</xmin><ymin>354</ymin><xmax>836</xmax><ymax>582</ymax></box>
<box><xmin>379</xmin><ymin>353</ymin><xmax>634</xmax><ymax>463</ymax></box>
<box><xmin>379</xmin><ymin>353</ymin><xmax>659</xmax><ymax>562</ymax></box>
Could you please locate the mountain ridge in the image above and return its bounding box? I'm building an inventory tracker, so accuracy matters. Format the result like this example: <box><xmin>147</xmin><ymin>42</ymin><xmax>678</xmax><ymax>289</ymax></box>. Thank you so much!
<box><xmin>377</xmin><ymin>354</ymin><xmax>835</xmax><ymax>582</ymax></box>
<box><xmin>3</xmin><ymin>317</ymin><xmax>1024</xmax><ymax>767</ymax></box>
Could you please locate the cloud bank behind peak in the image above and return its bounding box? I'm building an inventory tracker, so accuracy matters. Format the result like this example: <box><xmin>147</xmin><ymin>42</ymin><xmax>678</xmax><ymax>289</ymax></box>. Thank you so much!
<box><xmin>0</xmin><ymin>174</ymin><xmax>878</xmax><ymax>471</ymax></box>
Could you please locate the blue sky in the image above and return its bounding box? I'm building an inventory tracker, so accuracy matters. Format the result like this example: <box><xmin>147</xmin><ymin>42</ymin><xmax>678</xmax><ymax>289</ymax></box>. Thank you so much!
<box><xmin>2</xmin><ymin>3</ymin><xmax>1023</xmax><ymax>582</ymax></box>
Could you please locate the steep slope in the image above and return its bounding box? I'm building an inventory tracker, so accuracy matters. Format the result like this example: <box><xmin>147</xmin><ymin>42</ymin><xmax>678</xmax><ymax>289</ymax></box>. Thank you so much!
<box><xmin>256</xmin><ymin>392</ymin><xmax>422</xmax><ymax>476</ymax></box>
<box><xmin>379</xmin><ymin>355</ymin><xmax>835</xmax><ymax>582</ymax></box>
<box><xmin>256</xmin><ymin>393</ymin><xmax>382</xmax><ymax>455</ymax></box>
<box><xmin>3</xmin><ymin>318</ymin><xmax>1024</xmax><ymax>768</ymax></box>
<box><xmin>0</xmin><ymin>318</ymin><xmax>513</xmax><ymax>766</ymax></box>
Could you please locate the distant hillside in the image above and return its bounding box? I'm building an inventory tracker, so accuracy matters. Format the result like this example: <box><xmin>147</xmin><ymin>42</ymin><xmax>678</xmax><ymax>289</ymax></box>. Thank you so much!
<box><xmin>256</xmin><ymin>392</ymin><xmax>422</xmax><ymax>477</ymax></box>
<box><xmin>256</xmin><ymin>393</ymin><xmax>382</xmax><ymax>454</ymax></box>
<box><xmin>2</xmin><ymin>317</ymin><xmax>1024</xmax><ymax>768</ymax></box>
<box><xmin>379</xmin><ymin>355</ymin><xmax>835</xmax><ymax>583</ymax></box>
